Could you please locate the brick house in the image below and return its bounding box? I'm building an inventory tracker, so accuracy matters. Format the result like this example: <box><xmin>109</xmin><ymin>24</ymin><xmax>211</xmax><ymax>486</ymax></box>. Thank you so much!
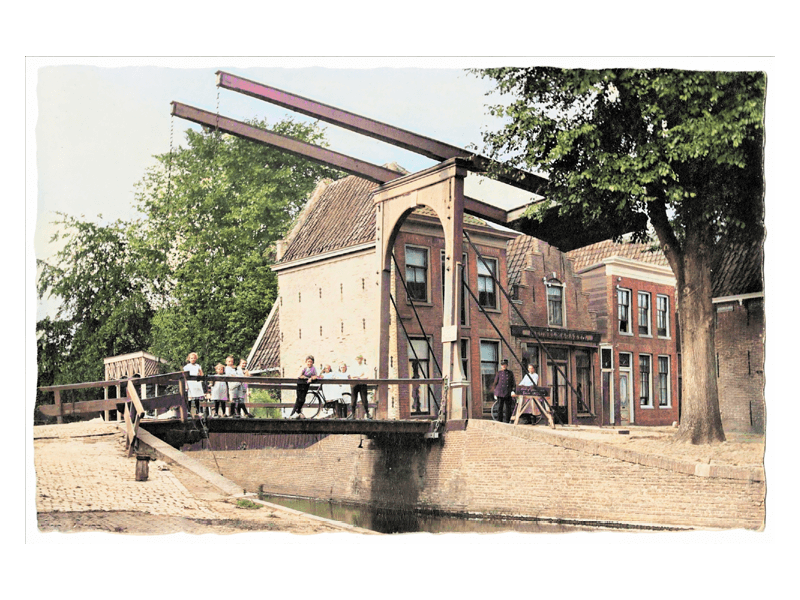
<box><xmin>711</xmin><ymin>238</ymin><xmax>765</xmax><ymax>434</ymax></box>
<box><xmin>248</xmin><ymin>170</ymin><xmax>600</xmax><ymax>422</ymax></box>
<box><xmin>505</xmin><ymin>235</ymin><xmax>601</xmax><ymax>425</ymax></box>
<box><xmin>567</xmin><ymin>239</ymin><xmax>680</xmax><ymax>426</ymax></box>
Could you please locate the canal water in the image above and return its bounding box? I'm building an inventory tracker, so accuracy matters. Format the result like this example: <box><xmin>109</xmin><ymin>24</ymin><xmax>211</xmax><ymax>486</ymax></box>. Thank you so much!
<box><xmin>259</xmin><ymin>493</ymin><xmax>620</xmax><ymax>534</ymax></box>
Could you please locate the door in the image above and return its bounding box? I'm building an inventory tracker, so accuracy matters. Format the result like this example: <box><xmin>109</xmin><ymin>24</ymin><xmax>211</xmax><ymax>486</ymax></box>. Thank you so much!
<box><xmin>619</xmin><ymin>352</ymin><xmax>632</xmax><ymax>425</ymax></box>
<box><xmin>547</xmin><ymin>347</ymin><xmax>569</xmax><ymax>424</ymax></box>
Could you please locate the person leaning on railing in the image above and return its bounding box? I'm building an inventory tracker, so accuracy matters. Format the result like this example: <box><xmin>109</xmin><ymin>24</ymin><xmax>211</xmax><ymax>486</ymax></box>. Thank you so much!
<box><xmin>289</xmin><ymin>355</ymin><xmax>318</xmax><ymax>419</ymax></box>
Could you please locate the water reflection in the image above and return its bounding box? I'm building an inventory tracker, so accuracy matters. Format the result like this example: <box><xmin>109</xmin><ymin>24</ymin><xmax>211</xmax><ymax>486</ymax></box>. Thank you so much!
<box><xmin>259</xmin><ymin>494</ymin><xmax>604</xmax><ymax>534</ymax></box>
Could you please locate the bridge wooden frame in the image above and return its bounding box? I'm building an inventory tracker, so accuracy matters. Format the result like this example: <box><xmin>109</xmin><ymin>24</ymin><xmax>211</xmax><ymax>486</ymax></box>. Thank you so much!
<box><xmin>38</xmin><ymin>72</ymin><xmax>557</xmax><ymax>445</ymax></box>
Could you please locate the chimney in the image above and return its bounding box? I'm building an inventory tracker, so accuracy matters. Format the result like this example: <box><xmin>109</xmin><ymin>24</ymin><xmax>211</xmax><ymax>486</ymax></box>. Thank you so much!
<box><xmin>276</xmin><ymin>239</ymin><xmax>287</xmax><ymax>262</ymax></box>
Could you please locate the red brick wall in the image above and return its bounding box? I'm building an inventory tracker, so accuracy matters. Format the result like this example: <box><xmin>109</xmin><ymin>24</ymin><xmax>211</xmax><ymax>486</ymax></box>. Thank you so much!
<box><xmin>605</xmin><ymin>275</ymin><xmax>680</xmax><ymax>426</ymax></box>
<box><xmin>715</xmin><ymin>298</ymin><xmax>765</xmax><ymax>433</ymax></box>
<box><xmin>392</xmin><ymin>226</ymin><xmax>514</xmax><ymax>420</ymax></box>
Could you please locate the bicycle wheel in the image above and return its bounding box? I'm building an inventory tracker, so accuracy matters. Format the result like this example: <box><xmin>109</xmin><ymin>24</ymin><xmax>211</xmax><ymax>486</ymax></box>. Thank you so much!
<box><xmin>491</xmin><ymin>400</ymin><xmax>500</xmax><ymax>421</ymax></box>
<box><xmin>304</xmin><ymin>390</ymin><xmax>322</xmax><ymax>418</ymax></box>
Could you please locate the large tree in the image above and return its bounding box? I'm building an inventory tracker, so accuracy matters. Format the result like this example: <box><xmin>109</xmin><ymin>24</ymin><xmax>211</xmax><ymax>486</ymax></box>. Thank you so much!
<box><xmin>474</xmin><ymin>68</ymin><xmax>765</xmax><ymax>444</ymax></box>
<box><xmin>38</xmin><ymin>118</ymin><xmax>340</xmax><ymax>407</ymax></box>
<box><xmin>131</xmin><ymin>118</ymin><xmax>340</xmax><ymax>368</ymax></box>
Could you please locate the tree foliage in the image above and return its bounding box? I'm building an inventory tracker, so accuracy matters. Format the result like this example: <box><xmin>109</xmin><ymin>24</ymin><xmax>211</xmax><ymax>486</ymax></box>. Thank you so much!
<box><xmin>133</xmin><ymin>119</ymin><xmax>341</xmax><ymax>368</ymax></box>
<box><xmin>37</xmin><ymin>118</ymin><xmax>340</xmax><ymax>414</ymax></box>
<box><xmin>474</xmin><ymin>68</ymin><xmax>765</xmax><ymax>443</ymax></box>
<box><xmin>36</xmin><ymin>215</ymin><xmax>156</xmax><ymax>420</ymax></box>
<box><xmin>474</xmin><ymin>68</ymin><xmax>764</xmax><ymax>249</ymax></box>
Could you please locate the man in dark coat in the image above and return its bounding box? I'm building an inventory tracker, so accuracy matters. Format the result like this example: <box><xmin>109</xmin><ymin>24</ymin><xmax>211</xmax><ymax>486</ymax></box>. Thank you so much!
<box><xmin>492</xmin><ymin>359</ymin><xmax>516</xmax><ymax>423</ymax></box>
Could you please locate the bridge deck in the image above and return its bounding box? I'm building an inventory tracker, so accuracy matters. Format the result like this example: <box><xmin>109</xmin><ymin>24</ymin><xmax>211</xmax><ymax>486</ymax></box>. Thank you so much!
<box><xmin>140</xmin><ymin>417</ymin><xmax>438</xmax><ymax>440</ymax></box>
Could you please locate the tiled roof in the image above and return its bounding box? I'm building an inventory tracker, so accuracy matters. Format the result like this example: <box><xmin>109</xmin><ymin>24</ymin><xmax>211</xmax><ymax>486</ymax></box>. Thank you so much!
<box><xmin>279</xmin><ymin>175</ymin><xmax>380</xmax><ymax>263</ymax></box>
<box><xmin>249</xmin><ymin>305</ymin><xmax>280</xmax><ymax>372</ymax></box>
<box><xmin>566</xmin><ymin>238</ymin><xmax>670</xmax><ymax>271</ymax></box>
<box><xmin>506</xmin><ymin>234</ymin><xmax>536</xmax><ymax>286</ymax></box>
<box><xmin>279</xmin><ymin>173</ymin><xmax>497</xmax><ymax>264</ymax></box>
<box><xmin>712</xmin><ymin>237</ymin><xmax>764</xmax><ymax>297</ymax></box>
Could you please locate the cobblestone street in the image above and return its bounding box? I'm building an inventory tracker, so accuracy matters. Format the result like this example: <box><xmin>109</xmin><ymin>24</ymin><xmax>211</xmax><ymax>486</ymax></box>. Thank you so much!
<box><xmin>33</xmin><ymin>420</ymin><xmax>362</xmax><ymax>536</ymax></box>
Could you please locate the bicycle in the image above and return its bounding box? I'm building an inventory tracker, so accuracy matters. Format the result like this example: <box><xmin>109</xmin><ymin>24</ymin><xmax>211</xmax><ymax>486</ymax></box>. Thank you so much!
<box><xmin>300</xmin><ymin>383</ymin><xmax>351</xmax><ymax>419</ymax></box>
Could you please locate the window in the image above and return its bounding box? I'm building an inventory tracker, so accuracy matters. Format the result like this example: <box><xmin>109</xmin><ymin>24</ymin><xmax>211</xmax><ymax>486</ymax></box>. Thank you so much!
<box><xmin>618</xmin><ymin>288</ymin><xmax>631</xmax><ymax>334</ymax></box>
<box><xmin>656</xmin><ymin>295</ymin><xmax>670</xmax><ymax>337</ymax></box>
<box><xmin>658</xmin><ymin>356</ymin><xmax>671</xmax><ymax>407</ymax></box>
<box><xmin>460</xmin><ymin>338</ymin><xmax>471</xmax><ymax>405</ymax></box>
<box><xmin>405</xmin><ymin>246</ymin><xmax>428</xmax><ymax>302</ymax></box>
<box><xmin>460</xmin><ymin>255</ymin><xmax>468</xmax><ymax>326</ymax></box>
<box><xmin>522</xmin><ymin>344</ymin><xmax>539</xmax><ymax>374</ymax></box>
<box><xmin>601</xmin><ymin>347</ymin><xmax>613</xmax><ymax>370</ymax></box>
<box><xmin>408</xmin><ymin>338</ymin><xmax>433</xmax><ymax>414</ymax></box>
<box><xmin>639</xmin><ymin>354</ymin><xmax>652</xmax><ymax>408</ymax></box>
<box><xmin>480</xmin><ymin>341</ymin><xmax>500</xmax><ymax>410</ymax></box>
<box><xmin>547</xmin><ymin>283</ymin><xmax>564</xmax><ymax>326</ymax></box>
<box><xmin>638</xmin><ymin>292</ymin><xmax>651</xmax><ymax>336</ymax></box>
<box><xmin>477</xmin><ymin>257</ymin><xmax>498</xmax><ymax>309</ymax></box>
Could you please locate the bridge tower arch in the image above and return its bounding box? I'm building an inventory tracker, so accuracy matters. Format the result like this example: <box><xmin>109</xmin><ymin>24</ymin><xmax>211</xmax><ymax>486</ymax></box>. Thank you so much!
<box><xmin>373</xmin><ymin>158</ymin><xmax>469</xmax><ymax>421</ymax></box>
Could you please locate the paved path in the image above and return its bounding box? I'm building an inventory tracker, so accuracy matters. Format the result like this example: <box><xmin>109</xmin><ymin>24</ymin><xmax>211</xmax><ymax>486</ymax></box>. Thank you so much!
<box><xmin>33</xmin><ymin>420</ymin><xmax>369</xmax><ymax>536</ymax></box>
<box><xmin>34</xmin><ymin>421</ymin><xmax>215</xmax><ymax>518</ymax></box>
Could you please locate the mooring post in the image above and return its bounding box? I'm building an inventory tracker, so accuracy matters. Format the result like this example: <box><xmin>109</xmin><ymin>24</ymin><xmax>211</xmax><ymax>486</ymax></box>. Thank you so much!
<box><xmin>135</xmin><ymin>453</ymin><xmax>151</xmax><ymax>481</ymax></box>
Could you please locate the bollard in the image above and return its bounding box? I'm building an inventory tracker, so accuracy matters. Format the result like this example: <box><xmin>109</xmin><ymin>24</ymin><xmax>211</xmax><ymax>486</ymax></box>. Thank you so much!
<box><xmin>135</xmin><ymin>453</ymin><xmax>152</xmax><ymax>481</ymax></box>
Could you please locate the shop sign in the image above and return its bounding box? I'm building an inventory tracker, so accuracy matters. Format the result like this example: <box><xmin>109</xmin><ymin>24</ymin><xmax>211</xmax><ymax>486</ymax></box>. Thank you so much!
<box><xmin>511</xmin><ymin>325</ymin><xmax>600</xmax><ymax>344</ymax></box>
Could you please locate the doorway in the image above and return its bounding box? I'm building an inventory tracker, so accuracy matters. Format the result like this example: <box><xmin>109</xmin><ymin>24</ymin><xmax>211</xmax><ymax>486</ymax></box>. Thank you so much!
<box><xmin>547</xmin><ymin>347</ymin><xmax>569</xmax><ymax>424</ymax></box>
<box><xmin>619</xmin><ymin>352</ymin><xmax>632</xmax><ymax>425</ymax></box>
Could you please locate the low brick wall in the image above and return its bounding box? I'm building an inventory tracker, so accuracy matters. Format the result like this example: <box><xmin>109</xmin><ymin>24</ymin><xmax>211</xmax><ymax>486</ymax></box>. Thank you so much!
<box><xmin>187</xmin><ymin>420</ymin><xmax>765</xmax><ymax>531</ymax></box>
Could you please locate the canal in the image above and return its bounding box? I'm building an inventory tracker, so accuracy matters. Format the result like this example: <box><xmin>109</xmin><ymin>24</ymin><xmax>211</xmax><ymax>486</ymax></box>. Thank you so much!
<box><xmin>259</xmin><ymin>493</ymin><xmax>645</xmax><ymax>534</ymax></box>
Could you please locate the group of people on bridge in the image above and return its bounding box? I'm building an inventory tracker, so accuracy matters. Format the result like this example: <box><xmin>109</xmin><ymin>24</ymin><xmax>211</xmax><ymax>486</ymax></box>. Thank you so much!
<box><xmin>291</xmin><ymin>354</ymin><xmax>372</xmax><ymax>420</ymax></box>
<box><xmin>183</xmin><ymin>352</ymin><xmax>254</xmax><ymax>419</ymax></box>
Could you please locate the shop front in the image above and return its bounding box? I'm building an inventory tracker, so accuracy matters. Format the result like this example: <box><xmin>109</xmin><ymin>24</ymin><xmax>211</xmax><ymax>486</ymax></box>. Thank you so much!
<box><xmin>512</xmin><ymin>326</ymin><xmax>601</xmax><ymax>425</ymax></box>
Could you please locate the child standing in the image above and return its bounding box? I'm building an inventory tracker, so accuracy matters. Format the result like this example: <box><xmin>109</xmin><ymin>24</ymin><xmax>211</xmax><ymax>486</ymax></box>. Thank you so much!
<box><xmin>183</xmin><ymin>352</ymin><xmax>205</xmax><ymax>417</ymax></box>
<box><xmin>224</xmin><ymin>355</ymin><xmax>240</xmax><ymax>417</ymax></box>
<box><xmin>233</xmin><ymin>358</ymin><xmax>254</xmax><ymax>418</ymax></box>
<box><xmin>210</xmin><ymin>363</ymin><xmax>228</xmax><ymax>418</ymax></box>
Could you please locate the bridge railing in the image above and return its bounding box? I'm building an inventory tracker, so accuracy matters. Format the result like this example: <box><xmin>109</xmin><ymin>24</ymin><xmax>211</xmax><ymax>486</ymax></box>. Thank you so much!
<box><xmin>38</xmin><ymin>373</ymin><xmax>447</xmax><ymax>422</ymax></box>
<box><xmin>38</xmin><ymin>372</ymin><xmax>189</xmax><ymax>424</ymax></box>
<box><xmin>186</xmin><ymin>375</ymin><xmax>446</xmax><ymax>417</ymax></box>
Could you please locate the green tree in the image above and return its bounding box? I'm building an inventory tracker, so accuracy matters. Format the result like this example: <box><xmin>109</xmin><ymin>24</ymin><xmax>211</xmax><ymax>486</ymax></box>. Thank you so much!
<box><xmin>473</xmin><ymin>68</ymin><xmax>765</xmax><ymax>444</ymax></box>
<box><xmin>36</xmin><ymin>214</ymin><xmax>156</xmax><ymax>421</ymax></box>
<box><xmin>37</xmin><ymin>118</ymin><xmax>340</xmax><ymax>414</ymax></box>
<box><xmin>133</xmin><ymin>118</ymin><xmax>341</xmax><ymax>370</ymax></box>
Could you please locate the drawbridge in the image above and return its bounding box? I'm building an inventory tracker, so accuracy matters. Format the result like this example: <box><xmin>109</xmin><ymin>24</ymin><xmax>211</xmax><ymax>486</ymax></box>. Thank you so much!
<box><xmin>38</xmin><ymin>71</ymin><xmax>598</xmax><ymax>447</ymax></box>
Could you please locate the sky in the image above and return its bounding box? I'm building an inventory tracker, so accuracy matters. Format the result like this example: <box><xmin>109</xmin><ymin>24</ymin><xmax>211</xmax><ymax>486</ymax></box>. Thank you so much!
<box><xmin>22</xmin><ymin>50</ymin><xmax>797</xmax><ymax>573</ymax></box>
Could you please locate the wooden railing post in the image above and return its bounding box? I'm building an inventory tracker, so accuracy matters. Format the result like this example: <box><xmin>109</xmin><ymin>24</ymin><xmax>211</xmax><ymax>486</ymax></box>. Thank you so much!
<box><xmin>178</xmin><ymin>378</ymin><xmax>188</xmax><ymax>422</ymax></box>
<box><xmin>54</xmin><ymin>390</ymin><xmax>62</xmax><ymax>425</ymax></box>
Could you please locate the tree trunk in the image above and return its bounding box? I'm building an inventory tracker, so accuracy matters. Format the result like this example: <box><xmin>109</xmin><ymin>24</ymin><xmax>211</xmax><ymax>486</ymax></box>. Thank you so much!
<box><xmin>673</xmin><ymin>234</ymin><xmax>726</xmax><ymax>444</ymax></box>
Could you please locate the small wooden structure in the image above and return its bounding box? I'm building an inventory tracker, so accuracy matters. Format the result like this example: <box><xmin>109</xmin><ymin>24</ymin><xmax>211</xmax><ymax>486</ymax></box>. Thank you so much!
<box><xmin>104</xmin><ymin>351</ymin><xmax>169</xmax><ymax>421</ymax></box>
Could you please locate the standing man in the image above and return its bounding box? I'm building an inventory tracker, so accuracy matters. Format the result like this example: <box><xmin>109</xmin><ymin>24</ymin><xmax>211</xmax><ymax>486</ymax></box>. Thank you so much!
<box><xmin>492</xmin><ymin>359</ymin><xmax>516</xmax><ymax>423</ymax></box>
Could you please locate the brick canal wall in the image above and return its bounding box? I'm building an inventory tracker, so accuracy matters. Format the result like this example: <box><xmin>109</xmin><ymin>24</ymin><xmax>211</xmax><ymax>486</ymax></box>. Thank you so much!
<box><xmin>187</xmin><ymin>420</ymin><xmax>765</xmax><ymax>530</ymax></box>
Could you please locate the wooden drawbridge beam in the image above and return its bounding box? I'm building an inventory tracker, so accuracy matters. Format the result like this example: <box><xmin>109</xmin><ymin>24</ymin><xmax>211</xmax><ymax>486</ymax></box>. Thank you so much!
<box><xmin>170</xmin><ymin>101</ymin><xmax>405</xmax><ymax>184</ymax></box>
<box><xmin>215</xmin><ymin>71</ymin><xmax>549</xmax><ymax>198</ymax></box>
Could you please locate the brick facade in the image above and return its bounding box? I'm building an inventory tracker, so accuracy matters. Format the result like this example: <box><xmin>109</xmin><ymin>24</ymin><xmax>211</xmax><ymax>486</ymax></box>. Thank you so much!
<box><xmin>507</xmin><ymin>236</ymin><xmax>601</xmax><ymax>425</ymax></box>
<box><xmin>714</xmin><ymin>297</ymin><xmax>766</xmax><ymax>433</ymax></box>
<box><xmin>574</xmin><ymin>257</ymin><xmax>680</xmax><ymax>426</ymax></box>
<box><xmin>188</xmin><ymin>421</ymin><xmax>765</xmax><ymax>530</ymax></box>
